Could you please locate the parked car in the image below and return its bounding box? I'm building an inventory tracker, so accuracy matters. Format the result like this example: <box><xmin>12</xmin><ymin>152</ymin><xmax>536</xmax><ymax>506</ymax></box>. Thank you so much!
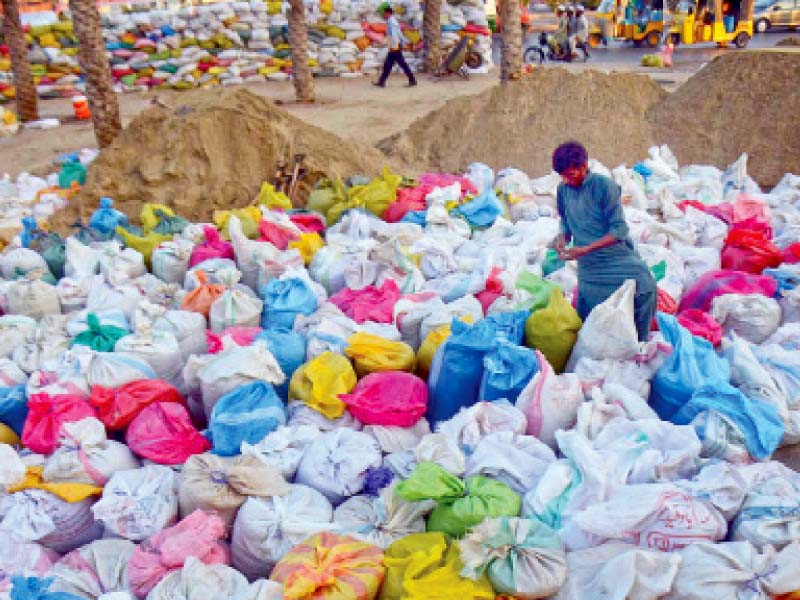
<box><xmin>754</xmin><ymin>0</ymin><xmax>800</xmax><ymax>32</ymax></box>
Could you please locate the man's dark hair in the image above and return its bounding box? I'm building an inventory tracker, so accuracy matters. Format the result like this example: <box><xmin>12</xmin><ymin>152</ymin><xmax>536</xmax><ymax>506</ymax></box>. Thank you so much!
<box><xmin>552</xmin><ymin>141</ymin><xmax>588</xmax><ymax>173</ymax></box>
<box><xmin>383</xmin><ymin>6</ymin><xmax>393</xmax><ymax>14</ymax></box>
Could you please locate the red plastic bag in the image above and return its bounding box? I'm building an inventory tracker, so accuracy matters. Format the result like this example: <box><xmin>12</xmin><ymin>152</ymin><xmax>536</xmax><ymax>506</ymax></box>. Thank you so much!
<box><xmin>289</xmin><ymin>213</ymin><xmax>326</xmax><ymax>234</ymax></box>
<box><xmin>22</xmin><ymin>393</ymin><xmax>97</xmax><ymax>454</ymax></box>
<box><xmin>679</xmin><ymin>270</ymin><xmax>778</xmax><ymax>313</ymax></box>
<box><xmin>340</xmin><ymin>371</ymin><xmax>428</xmax><ymax>427</ymax></box>
<box><xmin>89</xmin><ymin>380</ymin><xmax>184</xmax><ymax>431</ymax></box>
<box><xmin>677</xmin><ymin>309</ymin><xmax>723</xmax><ymax>346</ymax></box>
<box><xmin>180</xmin><ymin>270</ymin><xmax>225</xmax><ymax>319</ymax></box>
<box><xmin>721</xmin><ymin>229</ymin><xmax>782</xmax><ymax>274</ymax></box>
<box><xmin>383</xmin><ymin>187</ymin><xmax>428</xmax><ymax>223</ymax></box>
<box><xmin>126</xmin><ymin>402</ymin><xmax>210</xmax><ymax>465</ymax></box>
<box><xmin>475</xmin><ymin>267</ymin><xmax>505</xmax><ymax>315</ymax></box>
<box><xmin>188</xmin><ymin>225</ymin><xmax>235</xmax><ymax>268</ymax></box>
<box><xmin>128</xmin><ymin>510</ymin><xmax>229</xmax><ymax>598</ymax></box>
<box><xmin>705</xmin><ymin>194</ymin><xmax>772</xmax><ymax>237</ymax></box>
<box><xmin>782</xmin><ymin>243</ymin><xmax>800</xmax><ymax>264</ymax></box>
<box><xmin>329</xmin><ymin>279</ymin><xmax>401</xmax><ymax>324</ymax></box>
<box><xmin>206</xmin><ymin>326</ymin><xmax>262</xmax><ymax>353</ymax></box>
<box><xmin>258</xmin><ymin>220</ymin><xmax>299</xmax><ymax>250</ymax></box>
<box><xmin>651</xmin><ymin>288</ymin><xmax>678</xmax><ymax>331</ymax></box>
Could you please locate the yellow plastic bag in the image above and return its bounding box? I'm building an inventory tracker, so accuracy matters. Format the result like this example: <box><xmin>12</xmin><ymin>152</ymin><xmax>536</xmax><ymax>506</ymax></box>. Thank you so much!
<box><xmin>319</xmin><ymin>0</ymin><xmax>334</xmax><ymax>14</ymax></box>
<box><xmin>141</xmin><ymin>203</ymin><xmax>175</xmax><ymax>232</ymax></box>
<box><xmin>289</xmin><ymin>352</ymin><xmax>357</xmax><ymax>419</ymax></box>
<box><xmin>416</xmin><ymin>325</ymin><xmax>451</xmax><ymax>380</ymax></box>
<box><xmin>524</xmin><ymin>288</ymin><xmax>582</xmax><ymax>373</ymax></box>
<box><xmin>346</xmin><ymin>332</ymin><xmax>415</xmax><ymax>378</ymax></box>
<box><xmin>213</xmin><ymin>206</ymin><xmax>261</xmax><ymax>239</ymax></box>
<box><xmin>7</xmin><ymin>467</ymin><xmax>102</xmax><ymax>502</ymax></box>
<box><xmin>257</xmin><ymin>181</ymin><xmax>292</xmax><ymax>210</ymax></box>
<box><xmin>116</xmin><ymin>228</ymin><xmax>171</xmax><ymax>268</ymax></box>
<box><xmin>0</xmin><ymin>422</ymin><xmax>19</xmax><ymax>446</ymax></box>
<box><xmin>327</xmin><ymin>167</ymin><xmax>402</xmax><ymax>225</ymax></box>
<box><xmin>380</xmin><ymin>533</ymin><xmax>494</xmax><ymax>600</ymax></box>
<box><xmin>289</xmin><ymin>232</ymin><xmax>324</xmax><ymax>266</ymax></box>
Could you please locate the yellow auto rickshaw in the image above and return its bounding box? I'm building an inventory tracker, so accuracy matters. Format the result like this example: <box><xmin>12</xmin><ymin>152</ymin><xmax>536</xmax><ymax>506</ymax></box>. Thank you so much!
<box><xmin>668</xmin><ymin>0</ymin><xmax>754</xmax><ymax>47</ymax></box>
<box><xmin>589</xmin><ymin>0</ymin><xmax>667</xmax><ymax>47</ymax></box>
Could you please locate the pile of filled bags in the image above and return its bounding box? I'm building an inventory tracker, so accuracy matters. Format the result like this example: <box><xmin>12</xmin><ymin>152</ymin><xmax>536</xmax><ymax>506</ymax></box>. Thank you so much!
<box><xmin>1</xmin><ymin>147</ymin><xmax>800</xmax><ymax>599</ymax></box>
<box><xmin>0</xmin><ymin>0</ymin><xmax>492</xmax><ymax>100</ymax></box>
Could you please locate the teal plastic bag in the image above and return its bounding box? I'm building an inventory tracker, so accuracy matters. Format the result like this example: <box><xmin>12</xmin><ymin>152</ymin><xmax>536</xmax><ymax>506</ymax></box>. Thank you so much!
<box><xmin>71</xmin><ymin>313</ymin><xmax>129</xmax><ymax>352</ymax></box>
<box><xmin>36</xmin><ymin>233</ymin><xmax>65</xmax><ymax>280</ymax></box>
<box><xmin>151</xmin><ymin>209</ymin><xmax>190</xmax><ymax>235</ymax></box>
<box><xmin>542</xmin><ymin>248</ymin><xmax>565</xmax><ymax>277</ymax></box>
<box><xmin>58</xmin><ymin>161</ymin><xmax>86</xmax><ymax>189</ymax></box>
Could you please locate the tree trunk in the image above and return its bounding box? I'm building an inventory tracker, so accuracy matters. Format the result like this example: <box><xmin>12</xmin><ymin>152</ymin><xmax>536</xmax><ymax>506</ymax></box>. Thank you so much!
<box><xmin>422</xmin><ymin>0</ymin><xmax>441</xmax><ymax>72</ymax></box>
<box><xmin>2</xmin><ymin>0</ymin><xmax>38</xmax><ymax>121</ymax></box>
<box><xmin>500</xmin><ymin>0</ymin><xmax>523</xmax><ymax>82</ymax></box>
<box><xmin>288</xmin><ymin>0</ymin><xmax>314</xmax><ymax>102</ymax></box>
<box><xmin>69</xmin><ymin>0</ymin><xmax>121</xmax><ymax>147</ymax></box>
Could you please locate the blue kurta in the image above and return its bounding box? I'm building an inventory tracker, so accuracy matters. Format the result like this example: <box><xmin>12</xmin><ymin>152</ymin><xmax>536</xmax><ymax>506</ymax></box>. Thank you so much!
<box><xmin>556</xmin><ymin>172</ymin><xmax>657</xmax><ymax>340</ymax></box>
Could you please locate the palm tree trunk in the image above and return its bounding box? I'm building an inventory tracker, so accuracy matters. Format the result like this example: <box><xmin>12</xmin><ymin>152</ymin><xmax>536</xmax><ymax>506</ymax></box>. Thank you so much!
<box><xmin>422</xmin><ymin>0</ymin><xmax>441</xmax><ymax>72</ymax></box>
<box><xmin>2</xmin><ymin>0</ymin><xmax>38</xmax><ymax>121</ymax></box>
<box><xmin>500</xmin><ymin>0</ymin><xmax>523</xmax><ymax>82</ymax></box>
<box><xmin>69</xmin><ymin>0</ymin><xmax>121</xmax><ymax>147</ymax></box>
<box><xmin>288</xmin><ymin>0</ymin><xmax>314</xmax><ymax>102</ymax></box>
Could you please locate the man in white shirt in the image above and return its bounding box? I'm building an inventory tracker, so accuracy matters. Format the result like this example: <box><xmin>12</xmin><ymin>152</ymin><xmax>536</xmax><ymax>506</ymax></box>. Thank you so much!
<box><xmin>373</xmin><ymin>6</ymin><xmax>417</xmax><ymax>87</ymax></box>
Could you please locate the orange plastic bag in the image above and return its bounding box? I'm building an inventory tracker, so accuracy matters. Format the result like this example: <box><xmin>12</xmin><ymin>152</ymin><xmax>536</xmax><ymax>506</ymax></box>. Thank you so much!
<box><xmin>181</xmin><ymin>270</ymin><xmax>224</xmax><ymax>319</ymax></box>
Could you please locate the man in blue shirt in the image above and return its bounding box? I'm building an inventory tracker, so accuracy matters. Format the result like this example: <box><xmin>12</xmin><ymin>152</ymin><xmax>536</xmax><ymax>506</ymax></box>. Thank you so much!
<box><xmin>373</xmin><ymin>7</ymin><xmax>417</xmax><ymax>87</ymax></box>
<box><xmin>552</xmin><ymin>141</ymin><xmax>657</xmax><ymax>341</ymax></box>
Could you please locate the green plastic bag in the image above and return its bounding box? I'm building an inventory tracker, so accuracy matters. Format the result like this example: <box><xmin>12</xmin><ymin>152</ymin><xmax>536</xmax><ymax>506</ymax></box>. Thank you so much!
<box><xmin>71</xmin><ymin>313</ymin><xmax>129</xmax><ymax>352</ymax></box>
<box><xmin>325</xmin><ymin>168</ymin><xmax>401</xmax><ymax>225</ymax></box>
<box><xmin>650</xmin><ymin>259</ymin><xmax>667</xmax><ymax>282</ymax></box>
<box><xmin>542</xmin><ymin>248</ymin><xmax>565</xmax><ymax>277</ymax></box>
<box><xmin>58</xmin><ymin>161</ymin><xmax>86</xmax><ymax>189</ymax></box>
<box><xmin>40</xmin><ymin>235</ymin><xmax>66</xmax><ymax>280</ymax></box>
<box><xmin>396</xmin><ymin>462</ymin><xmax>521</xmax><ymax>538</ymax></box>
<box><xmin>525</xmin><ymin>288</ymin><xmax>582</xmax><ymax>373</ymax></box>
<box><xmin>515</xmin><ymin>270</ymin><xmax>557</xmax><ymax>313</ymax></box>
<box><xmin>306</xmin><ymin>178</ymin><xmax>346</xmax><ymax>225</ymax></box>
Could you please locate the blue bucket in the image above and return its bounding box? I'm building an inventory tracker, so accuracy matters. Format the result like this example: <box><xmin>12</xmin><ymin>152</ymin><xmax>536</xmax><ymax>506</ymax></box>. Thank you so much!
<box><xmin>724</xmin><ymin>15</ymin><xmax>735</xmax><ymax>32</ymax></box>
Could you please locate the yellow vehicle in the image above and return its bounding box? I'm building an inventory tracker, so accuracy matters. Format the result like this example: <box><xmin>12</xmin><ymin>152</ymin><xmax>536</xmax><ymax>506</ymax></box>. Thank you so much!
<box><xmin>669</xmin><ymin>0</ymin><xmax>754</xmax><ymax>47</ymax></box>
<box><xmin>588</xmin><ymin>0</ymin><xmax>667</xmax><ymax>47</ymax></box>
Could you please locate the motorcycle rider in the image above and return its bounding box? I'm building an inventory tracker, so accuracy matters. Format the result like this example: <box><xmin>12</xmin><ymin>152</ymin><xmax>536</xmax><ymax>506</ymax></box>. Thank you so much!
<box><xmin>565</xmin><ymin>5</ymin><xmax>578</xmax><ymax>60</ymax></box>
<box><xmin>574</xmin><ymin>4</ymin><xmax>590</xmax><ymax>59</ymax></box>
<box><xmin>553</xmin><ymin>4</ymin><xmax>569</xmax><ymax>56</ymax></box>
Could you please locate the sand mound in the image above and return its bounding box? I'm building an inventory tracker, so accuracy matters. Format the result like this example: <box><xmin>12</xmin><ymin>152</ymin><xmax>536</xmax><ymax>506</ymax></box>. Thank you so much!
<box><xmin>62</xmin><ymin>88</ymin><xmax>385</xmax><ymax>228</ymax></box>
<box><xmin>378</xmin><ymin>69</ymin><xmax>667</xmax><ymax>177</ymax></box>
<box><xmin>649</xmin><ymin>50</ymin><xmax>800</xmax><ymax>188</ymax></box>
<box><xmin>777</xmin><ymin>36</ymin><xmax>800</xmax><ymax>47</ymax></box>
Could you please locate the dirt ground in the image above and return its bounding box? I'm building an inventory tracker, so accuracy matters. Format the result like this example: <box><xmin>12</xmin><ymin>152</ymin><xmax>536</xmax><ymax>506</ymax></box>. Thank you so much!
<box><xmin>0</xmin><ymin>63</ymin><xmax>691</xmax><ymax>179</ymax></box>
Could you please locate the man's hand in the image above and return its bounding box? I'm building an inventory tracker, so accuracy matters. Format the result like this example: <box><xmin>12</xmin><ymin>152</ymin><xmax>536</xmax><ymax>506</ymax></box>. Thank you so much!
<box><xmin>552</xmin><ymin>234</ymin><xmax>567</xmax><ymax>254</ymax></box>
<box><xmin>558</xmin><ymin>246</ymin><xmax>588</xmax><ymax>261</ymax></box>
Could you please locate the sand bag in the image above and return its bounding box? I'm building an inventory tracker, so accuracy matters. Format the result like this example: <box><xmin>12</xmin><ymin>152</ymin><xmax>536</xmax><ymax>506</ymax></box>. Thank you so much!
<box><xmin>48</xmin><ymin>539</ymin><xmax>136</xmax><ymax>599</ymax></box>
<box><xmin>145</xmin><ymin>556</ymin><xmax>266</xmax><ymax>600</ymax></box>
<box><xmin>679</xmin><ymin>269</ymin><xmax>777</xmax><ymax>313</ymax></box>
<box><xmin>269</xmin><ymin>532</ymin><xmax>384</xmax><ymax>600</ymax></box>
<box><xmin>178</xmin><ymin>453</ymin><xmax>289</xmax><ymax>528</ymax></box>
<box><xmin>208</xmin><ymin>381</ymin><xmax>285</xmax><ymax>457</ymax></box>
<box><xmin>152</xmin><ymin>240</ymin><xmax>194</xmax><ymax>286</ymax></box>
<box><xmin>151</xmin><ymin>310</ymin><xmax>208</xmax><ymax>361</ymax></box>
<box><xmin>344</xmin><ymin>333</ymin><xmax>415</xmax><ymax>378</ymax></box>
<box><xmin>91</xmin><ymin>464</ymin><xmax>178</xmax><ymax>541</ymax></box>
<box><xmin>231</xmin><ymin>485</ymin><xmax>334</xmax><ymax>581</ymax></box>
<box><xmin>89</xmin><ymin>379</ymin><xmax>183</xmax><ymax>431</ymax></box>
<box><xmin>6</xmin><ymin>275</ymin><xmax>61</xmax><ymax>319</ymax></box>
<box><xmin>459</xmin><ymin>516</ymin><xmax>566</xmax><ymax>599</ymax></box>
<box><xmin>240</xmin><ymin>424</ymin><xmax>320</xmax><ymax>480</ymax></box>
<box><xmin>478</xmin><ymin>339</ymin><xmax>538</xmax><ymax>403</ymax></box>
<box><xmin>329</xmin><ymin>279</ymin><xmax>401</xmax><ymax>324</ymax></box>
<box><xmin>125</xmin><ymin>402</ymin><xmax>210</xmax><ymax>465</ymax></box>
<box><xmin>288</xmin><ymin>352</ymin><xmax>356</xmax><ymax>420</ymax></box>
<box><xmin>295</xmin><ymin>428</ymin><xmax>382</xmax><ymax>505</ymax></box>
<box><xmin>363</xmin><ymin>420</ymin><xmax>430</xmax><ymax>454</ymax></box>
<box><xmin>732</xmin><ymin>471</ymin><xmax>800</xmax><ymax>550</ymax></box>
<box><xmin>21</xmin><ymin>393</ymin><xmax>96</xmax><ymax>455</ymax></box>
<box><xmin>340</xmin><ymin>371</ymin><xmax>427</xmax><ymax>427</ymax></box>
<box><xmin>712</xmin><ymin>293</ymin><xmax>781</xmax><ymax>344</ymax></box>
<box><xmin>255</xmin><ymin>328</ymin><xmax>306</xmax><ymax>400</ymax></box>
<box><xmin>209</xmin><ymin>286</ymin><xmax>263</xmax><ymax>333</ymax></box>
<box><xmin>0</xmin><ymin>538</ymin><xmax>58</xmax><ymax>599</ymax></box>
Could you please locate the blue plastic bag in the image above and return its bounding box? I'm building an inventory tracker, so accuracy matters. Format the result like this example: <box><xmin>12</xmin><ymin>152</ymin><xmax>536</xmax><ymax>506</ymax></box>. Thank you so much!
<box><xmin>400</xmin><ymin>210</ymin><xmax>427</xmax><ymax>226</ymax></box>
<box><xmin>260</xmin><ymin>277</ymin><xmax>318</xmax><ymax>330</ymax></box>
<box><xmin>209</xmin><ymin>381</ymin><xmax>287</xmax><ymax>456</ymax></box>
<box><xmin>650</xmin><ymin>313</ymin><xmax>731</xmax><ymax>420</ymax></box>
<box><xmin>256</xmin><ymin>327</ymin><xmax>306</xmax><ymax>400</ymax></box>
<box><xmin>479</xmin><ymin>340</ymin><xmax>539</xmax><ymax>402</ymax></box>
<box><xmin>19</xmin><ymin>216</ymin><xmax>38</xmax><ymax>248</ymax></box>
<box><xmin>672</xmin><ymin>382</ymin><xmax>784</xmax><ymax>460</ymax></box>
<box><xmin>485</xmin><ymin>311</ymin><xmax>528</xmax><ymax>346</ymax></box>
<box><xmin>427</xmin><ymin>318</ymin><xmax>502</xmax><ymax>424</ymax></box>
<box><xmin>764</xmin><ymin>267</ymin><xmax>800</xmax><ymax>294</ymax></box>
<box><xmin>89</xmin><ymin>197</ymin><xmax>129</xmax><ymax>235</ymax></box>
<box><xmin>0</xmin><ymin>385</ymin><xmax>27</xmax><ymax>435</ymax></box>
<box><xmin>10</xmin><ymin>577</ymin><xmax>82</xmax><ymax>600</ymax></box>
<box><xmin>452</xmin><ymin>188</ymin><xmax>504</xmax><ymax>229</ymax></box>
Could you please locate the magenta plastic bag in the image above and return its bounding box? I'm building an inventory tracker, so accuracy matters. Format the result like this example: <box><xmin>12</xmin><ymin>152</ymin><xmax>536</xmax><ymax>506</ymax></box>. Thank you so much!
<box><xmin>340</xmin><ymin>371</ymin><xmax>428</xmax><ymax>427</ymax></box>
<box><xmin>329</xmin><ymin>279</ymin><xmax>401</xmax><ymax>324</ymax></box>
<box><xmin>418</xmin><ymin>173</ymin><xmax>477</xmax><ymax>195</ymax></box>
<box><xmin>678</xmin><ymin>270</ymin><xmax>777</xmax><ymax>313</ymax></box>
<box><xmin>677</xmin><ymin>309</ymin><xmax>723</xmax><ymax>346</ymax></box>
<box><xmin>188</xmin><ymin>226</ymin><xmax>235</xmax><ymax>268</ymax></box>
<box><xmin>127</xmin><ymin>510</ymin><xmax>229</xmax><ymax>598</ymax></box>
<box><xmin>206</xmin><ymin>326</ymin><xmax>262</xmax><ymax>354</ymax></box>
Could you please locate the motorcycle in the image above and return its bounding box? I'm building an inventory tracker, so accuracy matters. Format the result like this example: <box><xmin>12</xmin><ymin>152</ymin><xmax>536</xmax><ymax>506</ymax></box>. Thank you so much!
<box><xmin>523</xmin><ymin>32</ymin><xmax>589</xmax><ymax>64</ymax></box>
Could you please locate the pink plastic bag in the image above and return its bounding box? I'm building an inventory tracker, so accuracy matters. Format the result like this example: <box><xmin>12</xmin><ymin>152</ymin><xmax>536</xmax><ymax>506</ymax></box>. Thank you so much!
<box><xmin>127</xmin><ymin>510</ymin><xmax>229</xmax><ymax>598</ymax></box>
<box><xmin>383</xmin><ymin>188</ymin><xmax>427</xmax><ymax>223</ymax></box>
<box><xmin>721</xmin><ymin>229</ymin><xmax>783</xmax><ymax>274</ymax></box>
<box><xmin>188</xmin><ymin>226</ymin><xmax>235</xmax><ymax>268</ymax></box>
<box><xmin>710</xmin><ymin>193</ymin><xmax>773</xmax><ymax>237</ymax></box>
<box><xmin>289</xmin><ymin>213</ymin><xmax>326</xmax><ymax>234</ymax></box>
<box><xmin>678</xmin><ymin>270</ymin><xmax>778</xmax><ymax>312</ymax></box>
<box><xmin>258</xmin><ymin>220</ymin><xmax>299</xmax><ymax>250</ymax></box>
<box><xmin>677</xmin><ymin>309</ymin><xmax>723</xmax><ymax>346</ymax></box>
<box><xmin>329</xmin><ymin>279</ymin><xmax>401</xmax><ymax>324</ymax></box>
<box><xmin>418</xmin><ymin>173</ymin><xmax>477</xmax><ymax>195</ymax></box>
<box><xmin>126</xmin><ymin>402</ymin><xmax>210</xmax><ymax>465</ymax></box>
<box><xmin>475</xmin><ymin>267</ymin><xmax>505</xmax><ymax>315</ymax></box>
<box><xmin>340</xmin><ymin>371</ymin><xmax>428</xmax><ymax>427</ymax></box>
<box><xmin>206</xmin><ymin>326</ymin><xmax>262</xmax><ymax>353</ymax></box>
<box><xmin>22</xmin><ymin>393</ymin><xmax>97</xmax><ymax>454</ymax></box>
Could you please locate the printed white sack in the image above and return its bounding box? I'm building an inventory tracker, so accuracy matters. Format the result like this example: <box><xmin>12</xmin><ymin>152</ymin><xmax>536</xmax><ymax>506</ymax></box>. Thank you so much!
<box><xmin>438</xmin><ymin>400</ymin><xmax>528</xmax><ymax>455</ymax></box>
<box><xmin>231</xmin><ymin>485</ymin><xmax>334</xmax><ymax>581</ymax></box>
<box><xmin>295</xmin><ymin>428</ymin><xmax>383</xmax><ymax>505</ymax></box>
<box><xmin>555</xmin><ymin>542</ymin><xmax>681</xmax><ymax>600</ymax></box>
<box><xmin>465</xmin><ymin>431</ymin><xmax>556</xmax><ymax>495</ymax></box>
<box><xmin>712</xmin><ymin>293</ymin><xmax>782</xmax><ymax>344</ymax></box>
<box><xmin>567</xmin><ymin>279</ymin><xmax>640</xmax><ymax>369</ymax></box>
<box><xmin>49</xmin><ymin>539</ymin><xmax>136</xmax><ymax>599</ymax></box>
<box><xmin>413</xmin><ymin>432</ymin><xmax>465</xmax><ymax>476</ymax></box>
<box><xmin>91</xmin><ymin>464</ymin><xmax>178</xmax><ymax>541</ymax></box>
<box><xmin>732</xmin><ymin>471</ymin><xmax>800</xmax><ymax>550</ymax></box>
<box><xmin>363</xmin><ymin>419</ymin><xmax>431</xmax><ymax>454</ymax></box>
<box><xmin>286</xmin><ymin>400</ymin><xmax>363</xmax><ymax>432</ymax></box>
<box><xmin>240</xmin><ymin>424</ymin><xmax>320</xmax><ymax>479</ymax></box>
<box><xmin>667</xmin><ymin>541</ymin><xmax>800</xmax><ymax>600</ymax></box>
<box><xmin>332</xmin><ymin>482</ymin><xmax>435</xmax><ymax>548</ymax></box>
<box><xmin>0</xmin><ymin>315</ymin><xmax>36</xmax><ymax>358</ymax></box>
<box><xmin>147</xmin><ymin>556</ymin><xmax>267</xmax><ymax>600</ymax></box>
<box><xmin>209</xmin><ymin>287</ymin><xmax>263</xmax><ymax>333</ymax></box>
<box><xmin>43</xmin><ymin>418</ymin><xmax>140</xmax><ymax>486</ymax></box>
<box><xmin>114</xmin><ymin>323</ymin><xmax>183</xmax><ymax>391</ymax></box>
<box><xmin>152</xmin><ymin>239</ymin><xmax>194</xmax><ymax>285</ymax></box>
